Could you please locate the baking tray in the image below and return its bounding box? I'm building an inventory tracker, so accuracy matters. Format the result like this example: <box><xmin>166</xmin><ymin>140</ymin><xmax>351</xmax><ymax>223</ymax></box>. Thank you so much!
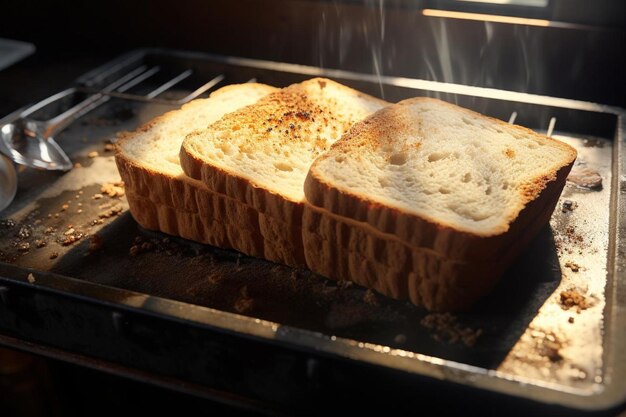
<box><xmin>0</xmin><ymin>48</ymin><xmax>624</xmax><ymax>414</ymax></box>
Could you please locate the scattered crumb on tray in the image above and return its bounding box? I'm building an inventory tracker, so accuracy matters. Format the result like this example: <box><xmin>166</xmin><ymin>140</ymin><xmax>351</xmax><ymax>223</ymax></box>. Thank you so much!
<box><xmin>88</xmin><ymin>234</ymin><xmax>103</xmax><ymax>253</ymax></box>
<box><xmin>560</xmin><ymin>289</ymin><xmax>590</xmax><ymax>313</ymax></box>
<box><xmin>363</xmin><ymin>289</ymin><xmax>380</xmax><ymax>306</ymax></box>
<box><xmin>564</xmin><ymin>261</ymin><xmax>580</xmax><ymax>272</ymax></box>
<box><xmin>562</xmin><ymin>200</ymin><xmax>577</xmax><ymax>212</ymax></box>
<box><xmin>100</xmin><ymin>182</ymin><xmax>125</xmax><ymax>198</ymax></box>
<box><xmin>27</xmin><ymin>273</ymin><xmax>35</xmax><ymax>283</ymax></box>
<box><xmin>61</xmin><ymin>231</ymin><xmax>85</xmax><ymax>246</ymax></box>
<box><xmin>88</xmin><ymin>151</ymin><xmax>99</xmax><ymax>158</ymax></box>
<box><xmin>129</xmin><ymin>235</ymin><xmax>181</xmax><ymax>257</ymax></box>
<box><xmin>420</xmin><ymin>312</ymin><xmax>483</xmax><ymax>347</ymax></box>
<box><xmin>98</xmin><ymin>203</ymin><xmax>124</xmax><ymax>219</ymax></box>
<box><xmin>234</xmin><ymin>286</ymin><xmax>255</xmax><ymax>314</ymax></box>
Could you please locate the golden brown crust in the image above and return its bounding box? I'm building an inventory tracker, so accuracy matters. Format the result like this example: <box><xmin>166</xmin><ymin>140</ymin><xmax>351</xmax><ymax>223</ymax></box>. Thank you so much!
<box><xmin>304</xmin><ymin>97</ymin><xmax>577</xmax><ymax>261</ymax></box>
<box><xmin>116</xmin><ymin>150</ymin><xmax>306</xmax><ymax>266</ymax></box>
<box><xmin>302</xmin><ymin>176</ymin><xmax>564</xmax><ymax>311</ymax></box>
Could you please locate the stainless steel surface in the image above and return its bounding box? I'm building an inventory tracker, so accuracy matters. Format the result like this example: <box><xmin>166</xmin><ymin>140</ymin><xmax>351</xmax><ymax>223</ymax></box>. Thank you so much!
<box><xmin>0</xmin><ymin>49</ymin><xmax>624</xmax><ymax>412</ymax></box>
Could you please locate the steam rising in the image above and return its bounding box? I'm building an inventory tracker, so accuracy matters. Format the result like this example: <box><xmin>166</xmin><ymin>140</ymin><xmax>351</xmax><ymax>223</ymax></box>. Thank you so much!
<box><xmin>316</xmin><ymin>0</ymin><xmax>396</xmax><ymax>99</ymax></box>
<box><xmin>314</xmin><ymin>1</ymin><xmax>537</xmax><ymax>106</ymax></box>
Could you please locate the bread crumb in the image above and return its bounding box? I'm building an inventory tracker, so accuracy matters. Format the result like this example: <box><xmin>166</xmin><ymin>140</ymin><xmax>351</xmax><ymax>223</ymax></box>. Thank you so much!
<box><xmin>129</xmin><ymin>245</ymin><xmax>141</xmax><ymax>257</ymax></box>
<box><xmin>74</xmin><ymin>162</ymin><xmax>82</xmax><ymax>168</ymax></box>
<box><xmin>564</xmin><ymin>261</ymin><xmax>580</xmax><ymax>272</ymax></box>
<box><xmin>560</xmin><ymin>289</ymin><xmax>590</xmax><ymax>312</ymax></box>
<box><xmin>568</xmin><ymin>317</ymin><xmax>575</xmax><ymax>324</ymax></box>
<box><xmin>363</xmin><ymin>289</ymin><xmax>380</xmax><ymax>306</ymax></box>
<box><xmin>35</xmin><ymin>239</ymin><xmax>47</xmax><ymax>248</ymax></box>
<box><xmin>421</xmin><ymin>313</ymin><xmax>483</xmax><ymax>347</ymax></box>
<box><xmin>101</xmin><ymin>182</ymin><xmax>125</xmax><ymax>198</ymax></box>
<box><xmin>27</xmin><ymin>273</ymin><xmax>35</xmax><ymax>283</ymax></box>
<box><xmin>562</xmin><ymin>200</ymin><xmax>577</xmax><ymax>212</ymax></box>
<box><xmin>88</xmin><ymin>151</ymin><xmax>99</xmax><ymax>158</ymax></box>
<box><xmin>92</xmin><ymin>193</ymin><xmax>103</xmax><ymax>200</ymax></box>
<box><xmin>61</xmin><ymin>232</ymin><xmax>84</xmax><ymax>246</ymax></box>
<box><xmin>88</xmin><ymin>234</ymin><xmax>103</xmax><ymax>253</ymax></box>
<box><xmin>17</xmin><ymin>242</ymin><xmax>30</xmax><ymax>252</ymax></box>
<box><xmin>60</xmin><ymin>204</ymin><xmax>69</xmax><ymax>211</ymax></box>
<box><xmin>49</xmin><ymin>252</ymin><xmax>58</xmax><ymax>260</ymax></box>
<box><xmin>104</xmin><ymin>143</ymin><xmax>116</xmax><ymax>152</ymax></box>
<box><xmin>234</xmin><ymin>296</ymin><xmax>255</xmax><ymax>314</ymax></box>
<box><xmin>99</xmin><ymin>204</ymin><xmax>123</xmax><ymax>218</ymax></box>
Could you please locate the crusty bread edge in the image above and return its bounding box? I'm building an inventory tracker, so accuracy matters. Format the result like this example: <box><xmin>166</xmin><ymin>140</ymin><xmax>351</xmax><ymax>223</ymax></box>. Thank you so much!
<box><xmin>304</xmin><ymin>97</ymin><xmax>577</xmax><ymax>260</ymax></box>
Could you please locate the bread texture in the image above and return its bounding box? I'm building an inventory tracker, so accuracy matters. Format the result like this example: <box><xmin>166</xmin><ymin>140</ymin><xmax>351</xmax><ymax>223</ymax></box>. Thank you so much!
<box><xmin>117</xmin><ymin>82</ymin><xmax>576</xmax><ymax>311</ymax></box>
<box><xmin>305</xmin><ymin>97</ymin><xmax>577</xmax><ymax>262</ymax></box>
<box><xmin>180</xmin><ymin>78</ymin><xmax>389</xmax><ymax>221</ymax></box>
<box><xmin>116</xmin><ymin>83</ymin><xmax>296</xmax><ymax>262</ymax></box>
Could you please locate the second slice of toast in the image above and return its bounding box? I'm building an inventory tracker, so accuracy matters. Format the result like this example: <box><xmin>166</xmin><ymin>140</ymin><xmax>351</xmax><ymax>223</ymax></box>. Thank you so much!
<box><xmin>180</xmin><ymin>78</ymin><xmax>389</xmax><ymax>222</ymax></box>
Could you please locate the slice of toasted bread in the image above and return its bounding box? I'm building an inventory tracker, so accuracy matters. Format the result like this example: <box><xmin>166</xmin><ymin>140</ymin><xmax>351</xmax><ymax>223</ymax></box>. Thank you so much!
<box><xmin>116</xmin><ymin>83</ymin><xmax>287</xmax><ymax>260</ymax></box>
<box><xmin>305</xmin><ymin>97</ymin><xmax>577</xmax><ymax>261</ymax></box>
<box><xmin>180</xmin><ymin>78</ymin><xmax>389</xmax><ymax>222</ymax></box>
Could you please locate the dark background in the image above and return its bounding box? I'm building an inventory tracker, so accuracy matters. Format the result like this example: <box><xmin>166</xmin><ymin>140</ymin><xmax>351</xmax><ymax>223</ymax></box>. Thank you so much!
<box><xmin>1</xmin><ymin>0</ymin><xmax>625</xmax><ymax>113</ymax></box>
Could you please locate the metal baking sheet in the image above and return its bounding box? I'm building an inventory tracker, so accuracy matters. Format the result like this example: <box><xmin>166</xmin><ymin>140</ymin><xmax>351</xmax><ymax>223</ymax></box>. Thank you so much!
<box><xmin>0</xmin><ymin>49</ymin><xmax>624</xmax><ymax>412</ymax></box>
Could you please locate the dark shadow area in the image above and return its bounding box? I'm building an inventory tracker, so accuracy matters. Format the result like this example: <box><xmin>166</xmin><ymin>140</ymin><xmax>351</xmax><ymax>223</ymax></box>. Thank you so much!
<box><xmin>25</xmin><ymin>205</ymin><xmax>558</xmax><ymax>371</ymax></box>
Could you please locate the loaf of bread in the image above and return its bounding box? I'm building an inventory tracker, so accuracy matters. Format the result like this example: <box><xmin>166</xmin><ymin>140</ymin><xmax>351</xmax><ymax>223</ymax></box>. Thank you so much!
<box><xmin>118</xmin><ymin>80</ymin><xmax>576</xmax><ymax>311</ymax></box>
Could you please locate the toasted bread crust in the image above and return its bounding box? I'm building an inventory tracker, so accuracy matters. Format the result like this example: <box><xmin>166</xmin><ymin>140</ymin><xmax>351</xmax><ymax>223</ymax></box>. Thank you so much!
<box><xmin>117</xmin><ymin>152</ymin><xmax>307</xmax><ymax>266</ymax></box>
<box><xmin>304</xmin><ymin>97</ymin><xmax>577</xmax><ymax>261</ymax></box>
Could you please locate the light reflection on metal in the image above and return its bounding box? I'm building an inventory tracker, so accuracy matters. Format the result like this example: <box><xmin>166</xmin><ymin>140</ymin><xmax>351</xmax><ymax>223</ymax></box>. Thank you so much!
<box><xmin>422</xmin><ymin>9</ymin><xmax>552</xmax><ymax>27</ymax></box>
<box><xmin>547</xmin><ymin>116</ymin><xmax>556</xmax><ymax>136</ymax></box>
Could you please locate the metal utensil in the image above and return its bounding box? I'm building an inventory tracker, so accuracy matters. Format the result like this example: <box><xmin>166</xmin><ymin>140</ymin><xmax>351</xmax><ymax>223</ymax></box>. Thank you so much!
<box><xmin>0</xmin><ymin>65</ymin><xmax>158</xmax><ymax>171</ymax></box>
